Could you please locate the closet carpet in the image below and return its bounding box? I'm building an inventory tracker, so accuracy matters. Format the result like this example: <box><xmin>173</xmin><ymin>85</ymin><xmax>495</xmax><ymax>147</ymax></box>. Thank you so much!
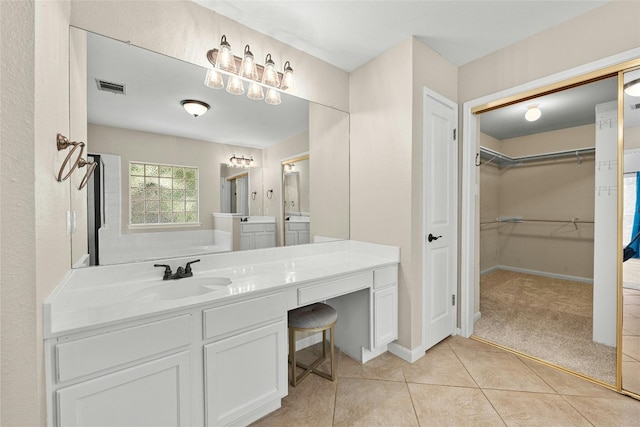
<box><xmin>474</xmin><ymin>269</ymin><xmax>616</xmax><ymax>385</ymax></box>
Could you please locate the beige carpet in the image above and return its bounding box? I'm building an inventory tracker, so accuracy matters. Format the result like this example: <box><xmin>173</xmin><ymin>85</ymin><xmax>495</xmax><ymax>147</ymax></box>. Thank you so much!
<box><xmin>474</xmin><ymin>269</ymin><xmax>616</xmax><ymax>385</ymax></box>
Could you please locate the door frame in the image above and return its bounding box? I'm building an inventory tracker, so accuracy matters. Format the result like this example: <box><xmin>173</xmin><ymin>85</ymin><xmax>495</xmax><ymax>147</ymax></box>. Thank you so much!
<box><xmin>422</xmin><ymin>87</ymin><xmax>458</xmax><ymax>351</ymax></box>
<box><xmin>460</xmin><ymin>48</ymin><xmax>640</xmax><ymax>338</ymax></box>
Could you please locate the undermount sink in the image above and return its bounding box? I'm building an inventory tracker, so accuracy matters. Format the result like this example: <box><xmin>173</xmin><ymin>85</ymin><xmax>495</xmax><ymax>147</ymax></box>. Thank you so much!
<box><xmin>134</xmin><ymin>277</ymin><xmax>231</xmax><ymax>301</ymax></box>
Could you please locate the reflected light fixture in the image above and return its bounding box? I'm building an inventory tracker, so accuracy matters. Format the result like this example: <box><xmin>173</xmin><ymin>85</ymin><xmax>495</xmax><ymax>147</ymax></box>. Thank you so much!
<box><xmin>205</xmin><ymin>35</ymin><xmax>294</xmax><ymax>106</ymax></box>
<box><xmin>228</xmin><ymin>154</ymin><xmax>255</xmax><ymax>168</ymax></box>
<box><xmin>624</xmin><ymin>78</ymin><xmax>640</xmax><ymax>97</ymax></box>
<box><xmin>525</xmin><ymin>105</ymin><xmax>542</xmax><ymax>122</ymax></box>
<box><xmin>180</xmin><ymin>99</ymin><xmax>210</xmax><ymax>117</ymax></box>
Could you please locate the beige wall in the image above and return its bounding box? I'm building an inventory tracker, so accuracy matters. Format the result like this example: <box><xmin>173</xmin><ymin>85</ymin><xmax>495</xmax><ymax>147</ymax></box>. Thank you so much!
<box><xmin>88</xmin><ymin>124</ymin><xmax>263</xmax><ymax>231</ymax></box>
<box><xmin>479</xmin><ymin>125</ymin><xmax>596</xmax><ymax>280</ymax></box>
<box><xmin>350</xmin><ymin>37</ymin><xmax>458</xmax><ymax>350</ymax></box>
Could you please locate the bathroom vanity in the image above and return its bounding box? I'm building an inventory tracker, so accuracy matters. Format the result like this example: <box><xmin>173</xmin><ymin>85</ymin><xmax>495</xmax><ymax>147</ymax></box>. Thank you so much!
<box><xmin>44</xmin><ymin>240</ymin><xmax>399</xmax><ymax>426</ymax></box>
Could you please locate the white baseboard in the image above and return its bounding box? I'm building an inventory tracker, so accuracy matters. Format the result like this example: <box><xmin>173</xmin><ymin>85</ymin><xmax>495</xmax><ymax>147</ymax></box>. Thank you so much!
<box><xmin>482</xmin><ymin>265</ymin><xmax>593</xmax><ymax>284</ymax></box>
<box><xmin>387</xmin><ymin>342</ymin><xmax>425</xmax><ymax>363</ymax></box>
<box><xmin>474</xmin><ymin>311</ymin><xmax>481</xmax><ymax>322</ymax></box>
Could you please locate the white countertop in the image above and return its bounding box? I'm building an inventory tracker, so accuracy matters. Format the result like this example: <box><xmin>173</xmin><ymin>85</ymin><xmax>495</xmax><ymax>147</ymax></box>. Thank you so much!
<box><xmin>44</xmin><ymin>240</ymin><xmax>399</xmax><ymax>338</ymax></box>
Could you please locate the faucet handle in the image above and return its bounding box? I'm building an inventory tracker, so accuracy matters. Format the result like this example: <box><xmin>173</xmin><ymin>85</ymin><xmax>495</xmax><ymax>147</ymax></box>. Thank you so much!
<box><xmin>154</xmin><ymin>264</ymin><xmax>172</xmax><ymax>280</ymax></box>
<box><xmin>185</xmin><ymin>259</ymin><xmax>201</xmax><ymax>275</ymax></box>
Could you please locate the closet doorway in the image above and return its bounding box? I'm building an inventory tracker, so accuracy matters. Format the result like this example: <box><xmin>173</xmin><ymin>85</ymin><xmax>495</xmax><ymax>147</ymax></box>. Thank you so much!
<box><xmin>473</xmin><ymin>76</ymin><xmax>617</xmax><ymax>385</ymax></box>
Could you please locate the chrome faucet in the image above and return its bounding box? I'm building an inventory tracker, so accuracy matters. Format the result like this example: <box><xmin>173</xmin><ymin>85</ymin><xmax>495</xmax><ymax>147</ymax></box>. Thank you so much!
<box><xmin>154</xmin><ymin>259</ymin><xmax>201</xmax><ymax>280</ymax></box>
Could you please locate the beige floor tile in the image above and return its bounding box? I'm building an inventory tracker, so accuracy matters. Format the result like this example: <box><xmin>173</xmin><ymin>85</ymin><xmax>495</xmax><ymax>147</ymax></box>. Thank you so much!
<box><xmin>409</xmin><ymin>383</ymin><xmax>505</xmax><ymax>426</ymax></box>
<box><xmin>403</xmin><ymin>343</ymin><xmax>477</xmax><ymax>388</ymax></box>
<box><xmin>623</xmin><ymin>360</ymin><xmax>640</xmax><ymax>394</ymax></box>
<box><xmin>624</xmin><ymin>335</ymin><xmax>640</xmax><ymax>358</ymax></box>
<box><xmin>455</xmin><ymin>351</ymin><xmax>555</xmax><ymax>393</ymax></box>
<box><xmin>252</xmin><ymin>373</ymin><xmax>337</xmax><ymax>427</ymax></box>
<box><xmin>624</xmin><ymin>316</ymin><xmax>640</xmax><ymax>335</ymax></box>
<box><xmin>333</xmin><ymin>377</ymin><xmax>418</xmax><ymax>427</ymax></box>
<box><xmin>338</xmin><ymin>350</ymin><xmax>406</xmax><ymax>382</ymax></box>
<box><xmin>446</xmin><ymin>335</ymin><xmax>505</xmax><ymax>353</ymax></box>
<box><xmin>564</xmin><ymin>395</ymin><xmax>640</xmax><ymax>427</ymax></box>
<box><xmin>484</xmin><ymin>389</ymin><xmax>591</xmax><ymax>426</ymax></box>
<box><xmin>519</xmin><ymin>357</ymin><xmax>622</xmax><ymax>398</ymax></box>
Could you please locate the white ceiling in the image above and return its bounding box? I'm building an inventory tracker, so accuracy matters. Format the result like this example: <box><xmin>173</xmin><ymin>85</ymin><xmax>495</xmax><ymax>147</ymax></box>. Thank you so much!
<box><xmin>193</xmin><ymin>0</ymin><xmax>609</xmax><ymax>71</ymax></box>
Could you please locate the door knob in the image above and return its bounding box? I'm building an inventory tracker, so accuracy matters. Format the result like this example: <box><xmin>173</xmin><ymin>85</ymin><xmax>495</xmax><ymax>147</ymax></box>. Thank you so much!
<box><xmin>428</xmin><ymin>233</ymin><xmax>442</xmax><ymax>242</ymax></box>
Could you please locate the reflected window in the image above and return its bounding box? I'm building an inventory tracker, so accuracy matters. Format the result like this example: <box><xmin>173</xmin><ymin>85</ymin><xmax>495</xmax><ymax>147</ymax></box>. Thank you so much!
<box><xmin>129</xmin><ymin>162</ymin><xmax>199</xmax><ymax>225</ymax></box>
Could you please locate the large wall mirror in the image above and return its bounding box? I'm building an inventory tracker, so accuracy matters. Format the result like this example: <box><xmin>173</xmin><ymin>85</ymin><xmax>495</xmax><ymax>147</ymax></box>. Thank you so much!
<box><xmin>474</xmin><ymin>75</ymin><xmax>621</xmax><ymax>386</ymax></box>
<box><xmin>70</xmin><ymin>28</ymin><xmax>349</xmax><ymax>267</ymax></box>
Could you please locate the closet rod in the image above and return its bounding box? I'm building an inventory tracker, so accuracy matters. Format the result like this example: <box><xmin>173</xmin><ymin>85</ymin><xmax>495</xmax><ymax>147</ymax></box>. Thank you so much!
<box><xmin>480</xmin><ymin>218</ymin><xmax>594</xmax><ymax>225</ymax></box>
<box><xmin>478</xmin><ymin>146</ymin><xmax>595</xmax><ymax>167</ymax></box>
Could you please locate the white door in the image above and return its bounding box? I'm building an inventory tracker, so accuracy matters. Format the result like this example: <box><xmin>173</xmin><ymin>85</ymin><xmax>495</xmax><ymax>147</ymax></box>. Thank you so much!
<box><xmin>423</xmin><ymin>88</ymin><xmax>458</xmax><ymax>351</ymax></box>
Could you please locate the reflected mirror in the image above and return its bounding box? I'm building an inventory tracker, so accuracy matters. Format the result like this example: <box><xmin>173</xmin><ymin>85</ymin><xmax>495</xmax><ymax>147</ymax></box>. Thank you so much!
<box><xmin>70</xmin><ymin>29</ymin><xmax>349</xmax><ymax>267</ymax></box>
<box><xmin>282</xmin><ymin>155</ymin><xmax>310</xmax><ymax>246</ymax></box>
<box><xmin>622</xmin><ymin>67</ymin><xmax>640</xmax><ymax>395</ymax></box>
<box><xmin>475</xmin><ymin>76</ymin><xmax>618</xmax><ymax>385</ymax></box>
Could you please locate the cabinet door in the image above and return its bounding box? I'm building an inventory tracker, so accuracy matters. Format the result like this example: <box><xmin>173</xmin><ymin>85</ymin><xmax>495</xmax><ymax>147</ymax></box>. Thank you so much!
<box><xmin>255</xmin><ymin>231</ymin><xmax>275</xmax><ymax>249</ymax></box>
<box><xmin>57</xmin><ymin>351</ymin><xmax>191</xmax><ymax>427</ymax></box>
<box><xmin>204</xmin><ymin>321</ymin><xmax>286</xmax><ymax>426</ymax></box>
<box><xmin>373</xmin><ymin>286</ymin><xmax>398</xmax><ymax>348</ymax></box>
<box><xmin>240</xmin><ymin>232</ymin><xmax>254</xmax><ymax>251</ymax></box>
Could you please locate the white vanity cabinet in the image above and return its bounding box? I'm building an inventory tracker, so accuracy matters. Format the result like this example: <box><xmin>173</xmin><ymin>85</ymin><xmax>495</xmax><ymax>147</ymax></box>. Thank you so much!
<box><xmin>240</xmin><ymin>222</ymin><xmax>276</xmax><ymax>250</ymax></box>
<box><xmin>372</xmin><ymin>265</ymin><xmax>399</xmax><ymax>348</ymax></box>
<box><xmin>202</xmin><ymin>293</ymin><xmax>288</xmax><ymax>426</ymax></box>
<box><xmin>284</xmin><ymin>221</ymin><xmax>310</xmax><ymax>245</ymax></box>
<box><xmin>49</xmin><ymin>315</ymin><xmax>193</xmax><ymax>427</ymax></box>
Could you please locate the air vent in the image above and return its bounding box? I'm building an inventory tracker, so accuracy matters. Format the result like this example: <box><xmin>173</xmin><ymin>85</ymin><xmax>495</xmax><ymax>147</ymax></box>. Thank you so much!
<box><xmin>95</xmin><ymin>79</ymin><xmax>126</xmax><ymax>95</ymax></box>
<box><xmin>631</xmin><ymin>103</ymin><xmax>640</xmax><ymax>110</ymax></box>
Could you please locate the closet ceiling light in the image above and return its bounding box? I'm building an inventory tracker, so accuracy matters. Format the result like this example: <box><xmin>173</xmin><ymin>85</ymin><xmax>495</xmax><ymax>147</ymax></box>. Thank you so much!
<box><xmin>180</xmin><ymin>100</ymin><xmax>210</xmax><ymax>117</ymax></box>
<box><xmin>525</xmin><ymin>105</ymin><xmax>542</xmax><ymax>122</ymax></box>
<box><xmin>624</xmin><ymin>79</ymin><xmax>640</xmax><ymax>97</ymax></box>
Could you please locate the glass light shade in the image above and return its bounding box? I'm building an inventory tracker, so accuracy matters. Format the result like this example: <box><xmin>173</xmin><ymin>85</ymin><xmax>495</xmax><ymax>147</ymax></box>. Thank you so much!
<box><xmin>216</xmin><ymin>35</ymin><xmax>236</xmax><ymax>73</ymax></box>
<box><xmin>226</xmin><ymin>75</ymin><xmax>245</xmax><ymax>95</ymax></box>
<box><xmin>525</xmin><ymin>106</ymin><xmax>542</xmax><ymax>122</ymax></box>
<box><xmin>625</xmin><ymin>79</ymin><xmax>640</xmax><ymax>97</ymax></box>
<box><xmin>204</xmin><ymin>68</ymin><xmax>224</xmax><ymax>89</ymax></box>
<box><xmin>265</xmin><ymin>88</ymin><xmax>281</xmax><ymax>106</ymax></box>
<box><xmin>247</xmin><ymin>82</ymin><xmax>265</xmax><ymax>100</ymax></box>
<box><xmin>240</xmin><ymin>45</ymin><xmax>259</xmax><ymax>80</ymax></box>
<box><xmin>281</xmin><ymin>61</ymin><xmax>295</xmax><ymax>91</ymax></box>
<box><xmin>180</xmin><ymin>100</ymin><xmax>209</xmax><ymax>117</ymax></box>
<box><xmin>262</xmin><ymin>54</ymin><xmax>280</xmax><ymax>88</ymax></box>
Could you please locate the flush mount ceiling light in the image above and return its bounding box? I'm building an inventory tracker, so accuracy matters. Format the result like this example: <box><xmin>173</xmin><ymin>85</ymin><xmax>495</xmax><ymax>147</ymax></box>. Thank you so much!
<box><xmin>624</xmin><ymin>78</ymin><xmax>640</xmax><ymax>97</ymax></box>
<box><xmin>180</xmin><ymin>99</ymin><xmax>210</xmax><ymax>117</ymax></box>
<box><xmin>205</xmin><ymin>35</ymin><xmax>295</xmax><ymax>105</ymax></box>
<box><xmin>525</xmin><ymin>105</ymin><xmax>542</xmax><ymax>122</ymax></box>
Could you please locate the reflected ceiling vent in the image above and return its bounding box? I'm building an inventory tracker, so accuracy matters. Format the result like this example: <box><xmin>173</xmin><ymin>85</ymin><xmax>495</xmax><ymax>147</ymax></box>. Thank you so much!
<box><xmin>95</xmin><ymin>79</ymin><xmax>126</xmax><ymax>95</ymax></box>
<box><xmin>631</xmin><ymin>103</ymin><xmax>640</xmax><ymax>110</ymax></box>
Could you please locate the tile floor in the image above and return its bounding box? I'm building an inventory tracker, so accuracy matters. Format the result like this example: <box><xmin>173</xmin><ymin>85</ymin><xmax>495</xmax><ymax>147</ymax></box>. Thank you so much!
<box><xmin>252</xmin><ymin>336</ymin><xmax>640</xmax><ymax>426</ymax></box>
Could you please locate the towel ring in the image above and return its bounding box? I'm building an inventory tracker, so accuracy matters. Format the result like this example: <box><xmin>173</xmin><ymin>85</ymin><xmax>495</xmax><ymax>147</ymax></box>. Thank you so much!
<box><xmin>77</xmin><ymin>158</ymin><xmax>97</xmax><ymax>190</ymax></box>
<box><xmin>267</xmin><ymin>189</ymin><xmax>274</xmax><ymax>199</ymax></box>
<box><xmin>57</xmin><ymin>138</ymin><xmax>85</xmax><ymax>182</ymax></box>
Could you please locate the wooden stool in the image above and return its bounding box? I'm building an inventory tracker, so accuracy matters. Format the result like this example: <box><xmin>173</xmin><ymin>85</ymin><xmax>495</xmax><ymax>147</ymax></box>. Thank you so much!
<box><xmin>287</xmin><ymin>302</ymin><xmax>337</xmax><ymax>387</ymax></box>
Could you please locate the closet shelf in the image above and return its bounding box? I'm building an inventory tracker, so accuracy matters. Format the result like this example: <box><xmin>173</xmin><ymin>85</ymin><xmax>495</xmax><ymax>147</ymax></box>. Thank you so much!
<box><xmin>478</xmin><ymin>146</ymin><xmax>595</xmax><ymax>168</ymax></box>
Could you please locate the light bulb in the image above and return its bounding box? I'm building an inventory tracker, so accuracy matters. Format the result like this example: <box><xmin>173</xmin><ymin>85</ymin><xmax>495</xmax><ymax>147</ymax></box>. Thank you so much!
<box><xmin>247</xmin><ymin>82</ymin><xmax>265</xmax><ymax>100</ymax></box>
<box><xmin>281</xmin><ymin>61</ymin><xmax>295</xmax><ymax>91</ymax></box>
<box><xmin>525</xmin><ymin>105</ymin><xmax>541</xmax><ymax>122</ymax></box>
<box><xmin>216</xmin><ymin>35</ymin><xmax>236</xmax><ymax>73</ymax></box>
<box><xmin>262</xmin><ymin>54</ymin><xmax>280</xmax><ymax>88</ymax></box>
<box><xmin>226</xmin><ymin>75</ymin><xmax>245</xmax><ymax>95</ymax></box>
<box><xmin>204</xmin><ymin>68</ymin><xmax>224</xmax><ymax>89</ymax></box>
<box><xmin>265</xmin><ymin>88</ymin><xmax>281</xmax><ymax>105</ymax></box>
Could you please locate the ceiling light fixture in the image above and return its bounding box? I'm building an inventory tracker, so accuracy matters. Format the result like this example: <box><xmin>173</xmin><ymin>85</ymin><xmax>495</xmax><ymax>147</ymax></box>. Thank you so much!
<box><xmin>205</xmin><ymin>35</ymin><xmax>295</xmax><ymax>105</ymax></box>
<box><xmin>624</xmin><ymin>78</ymin><xmax>640</xmax><ymax>97</ymax></box>
<box><xmin>180</xmin><ymin>99</ymin><xmax>210</xmax><ymax>117</ymax></box>
<box><xmin>525</xmin><ymin>105</ymin><xmax>542</xmax><ymax>122</ymax></box>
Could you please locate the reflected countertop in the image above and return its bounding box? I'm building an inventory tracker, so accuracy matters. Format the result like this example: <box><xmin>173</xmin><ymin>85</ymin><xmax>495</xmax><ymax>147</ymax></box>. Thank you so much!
<box><xmin>44</xmin><ymin>240</ymin><xmax>399</xmax><ymax>338</ymax></box>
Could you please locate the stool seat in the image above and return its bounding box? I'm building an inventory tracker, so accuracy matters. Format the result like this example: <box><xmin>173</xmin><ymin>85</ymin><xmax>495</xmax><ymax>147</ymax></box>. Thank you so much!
<box><xmin>288</xmin><ymin>303</ymin><xmax>337</xmax><ymax>329</ymax></box>
<box><xmin>288</xmin><ymin>303</ymin><xmax>337</xmax><ymax>387</ymax></box>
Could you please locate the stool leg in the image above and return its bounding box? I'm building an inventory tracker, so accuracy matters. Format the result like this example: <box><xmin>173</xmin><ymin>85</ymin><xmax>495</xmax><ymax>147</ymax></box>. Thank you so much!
<box><xmin>322</xmin><ymin>329</ymin><xmax>327</xmax><ymax>359</ymax></box>
<box><xmin>330</xmin><ymin>325</ymin><xmax>335</xmax><ymax>381</ymax></box>
<box><xmin>289</xmin><ymin>327</ymin><xmax>296</xmax><ymax>387</ymax></box>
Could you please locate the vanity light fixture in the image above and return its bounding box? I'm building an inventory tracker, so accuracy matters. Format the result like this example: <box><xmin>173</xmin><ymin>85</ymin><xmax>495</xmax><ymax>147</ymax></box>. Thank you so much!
<box><xmin>228</xmin><ymin>154</ymin><xmax>255</xmax><ymax>168</ymax></box>
<box><xmin>625</xmin><ymin>78</ymin><xmax>640</xmax><ymax>97</ymax></box>
<box><xmin>525</xmin><ymin>105</ymin><xmax>542</xmax><ymax>122</ymax></box>
<box><xmin>205</xmin><ymin>35</ymin><xmax>295</xmax><ymax>105</ymax></box>
<box><xmin>180</xmin><ymin>99</ymin><xmax>210</xmax><ymax>117</ymax></box>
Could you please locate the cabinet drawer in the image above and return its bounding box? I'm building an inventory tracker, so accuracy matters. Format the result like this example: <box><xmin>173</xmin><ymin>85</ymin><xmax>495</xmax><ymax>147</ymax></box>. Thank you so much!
<box><xmin>241</xmin><ymin>223</ymin><xmax>264</xmax><ymax>233</ymax></box>
<box><xmin>373</xmin><ymin>265</ymin><xmax>398</xmax><ymax>289</ymax></box>
<box><xmin>287</xmin><ymin>222</ymin><xmax>308</xmax><ymax>231</ymax></box>
<box><xmin>298</xmin><ymin>271</ymin><xmax>372</xmax><ymax>305</ymax></box>
<box><xmin>55</xmin><ymin>315</ymin><xmax>191</xmax><ymax>383</ymax></box>
<box><xmin>265</xmin><ymin>223</ymin><xmax>276</xmax><ymax>232</ymax></box>
<box><xmin>203</xmin><ymin>293</ymin><xmax>285</xmax><ymax>340</ymax></box>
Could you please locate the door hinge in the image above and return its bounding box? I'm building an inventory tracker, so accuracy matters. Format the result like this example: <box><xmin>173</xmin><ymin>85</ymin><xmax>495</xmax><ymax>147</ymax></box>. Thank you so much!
<box><xmin>453</xmin><ymin>129</ymin><xmax>457</xmax><ymax>141</ymax></box>
<box><xmin>452</xmin><ymin>294</ymin><xmax>456</xmax><ymax>306</ymax></box>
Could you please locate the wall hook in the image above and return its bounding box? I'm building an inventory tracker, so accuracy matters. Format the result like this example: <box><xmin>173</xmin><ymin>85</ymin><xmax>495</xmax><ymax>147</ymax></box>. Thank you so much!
<box><xmin>266</xmin><ymin>189</ymin><xmax>273</xmax><ymax>199</ymax></box>
<box><xmin>251</xmin><ymin>191</ymin><xmax>257</xmax><ymax>200</ymax></box>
